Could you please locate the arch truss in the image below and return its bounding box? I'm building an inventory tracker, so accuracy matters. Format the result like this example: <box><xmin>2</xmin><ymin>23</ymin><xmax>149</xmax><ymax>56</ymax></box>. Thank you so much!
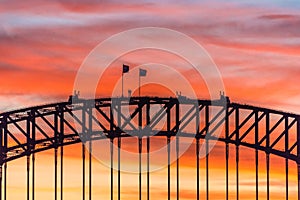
<box><xmin>0</xmin><ymin>96</ymin><xmax>300</xmax><ymax>200</ymax></box>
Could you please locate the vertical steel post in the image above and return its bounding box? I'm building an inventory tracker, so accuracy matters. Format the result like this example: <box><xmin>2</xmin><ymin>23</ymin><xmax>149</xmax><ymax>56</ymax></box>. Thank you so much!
<box><xmin>206</xmin><ymin>139</ymin><xmax>209</xmax><ymax>200</ymax></box>
<box><xmin>138</xmin><ymin>102</ymin><xmax>143</xmax><ymax>200</ymax></box>
<box><xmin>54</xmin><ymin>111</ymin><xmax>58</xmax><ymax>200</ymax></box>
<box><xmin>196</xmin><ymin>103</ymin><xmax>200</xmax><ymax>200</ymax></box>
<box><xmin>235</xmin><ymin>108</ymin><xmax>239</xmax><ymax>200</ymax></box>
<box><xmin>266</xmin><ymin>112</ymin><xmax>270</xmax><ymax>200</ymax></box>
<box><xmin>145</xmin><ymin>137</ymin><xmax>149</xmax><ymax>197</ymax></box>
<box><xmin>3</xmin><ymin>118</ymin><xmax>7</xmax><ymax>200</ymax></box>
<box><xmin>26</xmin><ymin>114</ymin><xmax>31</xmax><ymax>200</ymax></box>
<box><xmin>110</xmin><ymin>138</ymin><xmax>114</xmax><ymax>200</ymax></box>
<box><xmin>32</xmin><ymin>157</ymin><xmax>35</xmax><ymax>200</ymax></box>
<box><xmin>0</xmin><ymin>123</ymin><xmax>2</xmax><ymax>200</ymax></box>
<box><xmin>167</xmin><ymin>136</ymin><xmax>171</xmax><ymax>200</ymax></box>
<box><xmin>297</xmin><ymin>117</ymin><xmax>300</xmax><ymax>200</ymax></box>
<box><xmin>236</xmin><ymin>146</ymin><xmax>239</xmax><ymax>200</ymax></box>
<box><xmin>88</xmin><ymin>106</ymin><xmax>92</xmax><ymax>200</ymax></box>
<box><xmin>32</xmin><ymin>153</ymin><xmax>35</xmax><ymax>200</ymax></box>
<box><xmin>31</xmin><ymin>110</ymin><xmax>35</xmax><ymax>200</ymax></box>
<box><xmin>89</xmin><ymin>141</ymin><xmax>92</xmax><ymax>200</ymax></box>
<box><xmin>60</xmin><ymin>106</ymin><xmax>64</xmax><ymax>200</ymax></box>
<box><xmin>167</xmin><ymin>104</ymin><xmax>171</xmax><ymax>200</ymax></box>
<box><xmin>117</xmin><ymin>101</ymin><xmax>121</xmax><ymax>200</ymax></box>
<box><xmin>0</xmin><ymin>164</ymin><xmax>2</xmax><ymax>200</ymax></box>
<box><xmin>117</xmin><ymin>137</ymin><xmax>121</xmax><ymax>200</ymax></box>
<box><xmin>3</xmin><ymin>163</ymin><xmax>6</xmax><ymax>200</ymax></box>
<box><xmin>82</xmin><ymin>143</ymin><xmax>85</xmax><ymax>200</ymax></box>
<box><xmin>225</xmin><ymin>107</ymin><xmax>229</xmax><ymax>200</ymax></box>
<box><xmin>176</xmin><ymin>136</ymin><xmax>179</xmax><ymax>200</ymax></box>
<box><xmin>266</xmin><ymin>154</ymin><xmax>270</xmax><ymax>200</ymax></box>
<box><xmin>82</xmin><ymin>104</ymin><xmax>86</xmax><ymax>200</ymax></box>
<box><xmin>139</xmin><ymin>138</ymin><xmax>142</xmax><ymax>200</ymax></box>
<box><xmin>27</xmin><ymin>155</ymin><xmax>30</xmax><ymax>200</ymax></box>
<box><xmin>205</xmin><ymin>106</ymin><xmax>209</xmax><ymax>200</ymax></box>
<box><xmin>54</xmin><ymin>148</ymin><xmax>58</xmax><ymax>200</ymax></box>
<box><xmin>110</xmin><ymin>102</ymin><xmax>114</xmax><ymax>200</ymax></box>
<box><xmin>146</xmin><ymin>102</ymin><xmax>150</xmax><ymax>200</ymax></box>
<box><xmin>286</xmin><ymin>158</ymin><xmax>288</xmax><ymax>200</ymax></box>
<box><xmin>196</xmin><ymin>138</ymin><xmax>200</xmax><ymax>200</ymax></box>
<box><xmin>285</xmin><ymin>116</ymin><xmax>289</xmax><ymax>200</ymax></box>
<box><xmin>255</xmin><ymin>111</ymin><xmax>259</xmax><ymax>200</ymax></box>
<box><xmin>176</xmin><ymin>101</ymin><xmax>180</xmax><ymax>200</ymax></box>
<box><xmin>60</xmin><ymin>147</ymin><xmax>64</xmax><ymax>200</ymax></box>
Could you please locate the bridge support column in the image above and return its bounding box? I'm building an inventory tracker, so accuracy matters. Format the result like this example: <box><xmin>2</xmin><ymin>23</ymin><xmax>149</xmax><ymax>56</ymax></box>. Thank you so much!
<box><xmin>0</xmin><ymin>125</ymin><xmax>3</xmax><ymax>200</ymax></box>
<box><xmin>266</xmin><ymin>113</ymin><xmax>270</xmax><ymax>200</ymax></box>
<box><xmin>285</xmin><ymin>158</ymin><xmax>288</xmax><ymax>200</ymax></box>
<box><xmin>146</xmin><ymin>102</ymin><xmax>150</xmax><ymax>200</ymax></box>
<box><xmin>138</xmin><ymin>138</ymin><xmax>142</xmax><ymax>200</ymax></box>
<box><xmin>285</xmin><ymin>116</ymin><xmax>289</xmax><ymax>200</ymax></box>
<box><xmin>32</xmin><ymin>153</ymin><xmax>35</xmax><ymax>200</ymax></box>
<box><xmin>225</xmin><ymin>107</ymin><xmax>229</xmax><ymax>200</ymax></box>
<box><xmin>235</xmin><ymin>108</ymin><xmax>239</xmax><ymax>200</ymax></box>
<box><xmin>54</xmin><ymin>109</ymin><xmax>58</xmax><ymax>200</ymax></box>
<box><xmin>117</xmin><ymin>102</ymin><xmax>121</xmax><ymax>200</ymax></box>
<box><xmin>196</xmin><ymin>138</ymin><xmax>200</xmax><ymax>200</ymax></box>
<box><xmin>0</xmin><ymin>165</ymin><xmax>2</xmax><ymax>200</ymax></box>
<box><xmin>266</xmin><ymin>153</ymin><xmax>270</xmax><ymax>200</ymax></box>
<box><xmin>117</xmin><ymin>137</ymin><xmax>121</xmax><ymax>200</ymax></box>
<box><xmin>206</xmin><ymin>139</ymin><xmax>209</xmax><ymax>200</ymax></box>
<box><xmin>82</xmin><ymin>143</ymin><xmax>85</xmax><ymax>200</ymax></box>
<box><xmin>298</xmin><ymin>163</ymin><xmax>300</xmax><ymax>200</ymax></box>
<box><xmin>110</xmin><ymin>138</ymin><xmax>114</xmax><ymax>200</ymax></box>
<box><xmin>236</xmin><ymin>146</ymin><xmax>239</xmax><ymax>200</ymax></box>
<box><xmin>176</xmin><ymin>136</ymin><xmax>179</xmax><ymax>200</ymax></box>
<box><xmin>59</xmin><ymin>105</ymin><xmax>64</xmax><ymax>200</ymax></box>
<box><xmin>0</xmin><ymin>163</ymin><xmax>6</xmax><ymax>200</ymax></box>
<box><xmin>147</xmin><ymin>136</ymin><xmax>150</xmax><ymax>200</ymax></box>
<box><xmin>54</xmin><ymin>148</ymin><xmax>58</xmax><ymax>200</ymax></box>
<box><xmin>27</xmin><ymin>155</ymin><xmax>30</xmax><ymax>200</ymax></box>
<box><xmin>3</xmin><ymin>119</ymin><xmax>6</xmax><ymax>200</ymax></box>
<box><xmin>138</xmin><ymin>101</ymin><xmax>143</xmax><ymax>200</ymax></box>
<box><xmin>297</xmin><ymin>118</ymin><xmax>300</xmax><ymax>200</ymax></box>
<box><xmin>60</xmin><ymin>146</ymin><xmax>64</xmax><ymax>200</ymax></box>
<box><xmin>0</xmin><ymin>164</ymin><xmax>6</xmax><ymax>200</ymax></box>
<box><xmin>89</xmin><ymin>141</ymin><xmax>92</xmax><ymax>200</ymax></box>
<box><xmin>225</xmin><ymin>143</ymin><xmax>229</xmax><ymax>200</ymax></box>
<box><xmin>255</xmin><ymin>111</ymin><xmax>259</xmax><ymax>200</ymax></box>
<box><xmin>3</xmin><ymin>163</ymin><xmax>6</xmax><ymax>200</ymax></box>
<box><xmin>255</xmin><ymin>149</ymin><xmax>258</xmax><ymax>199</ymax></box>
<box><xmin>167</xmin><ymin>136</ymin><xmax>171</xmax><ymax>200</ymax></box>
<box><xmin>205</xmin><ymin>106</ymin><xmax>209</xmax><ymax>200</ymax></box>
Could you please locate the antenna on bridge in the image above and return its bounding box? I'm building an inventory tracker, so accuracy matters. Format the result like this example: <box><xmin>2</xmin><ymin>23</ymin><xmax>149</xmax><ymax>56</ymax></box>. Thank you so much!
<box><xmin>219</xmin><ymin>91</ymin><xmax>230</xmax><ymax>104</ymax></box>
<box><xmin>68</xmin><ymin>90</ymin><xmax>80</xmax><ymax>102</ymax></box>
<box><xmin>176</xmin><ymin>91</ymin><xmax>182</xmax><ymax>97</ymax></box>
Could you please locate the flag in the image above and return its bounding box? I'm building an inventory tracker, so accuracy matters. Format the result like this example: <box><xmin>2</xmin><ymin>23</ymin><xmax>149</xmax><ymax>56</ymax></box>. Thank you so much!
<box><xmin>123</xmin><ymin>64</ymin><xmax>129</xmax><ymax>73</ymax></box>
<box><xmin>139</xmin><ymin>68</ymin><xmax>147</xmax><ymax>77</ymax></box>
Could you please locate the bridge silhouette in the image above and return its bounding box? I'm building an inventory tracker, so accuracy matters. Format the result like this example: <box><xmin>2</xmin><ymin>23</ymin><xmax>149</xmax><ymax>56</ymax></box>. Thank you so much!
<box><xmin>0</xmin><ymin>96</ymin><xmax>299</xmax><ymax>200</ymax></box>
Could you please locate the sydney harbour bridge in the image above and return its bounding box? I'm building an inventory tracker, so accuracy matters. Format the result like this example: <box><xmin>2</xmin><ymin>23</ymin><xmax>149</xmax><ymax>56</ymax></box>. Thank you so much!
<box><xmin>0</xmin><ymin>95</ymin><xmax>299</xmax><ymax>200</ymax></box>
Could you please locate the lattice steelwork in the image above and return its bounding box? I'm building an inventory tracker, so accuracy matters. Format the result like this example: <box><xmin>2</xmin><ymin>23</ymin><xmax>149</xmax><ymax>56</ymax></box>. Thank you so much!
<box><xmin>0</xmin><ymin>96</ymin><xmax>299</xmax><ymax>200</ymax></box>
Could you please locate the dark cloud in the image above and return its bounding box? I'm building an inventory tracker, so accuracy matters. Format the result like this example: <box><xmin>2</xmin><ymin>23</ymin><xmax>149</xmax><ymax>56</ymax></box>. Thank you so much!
<box><xmin>258</xmin><ymin>14</ymin><xmax>297</xmax><ymax>20</ymax></box>
<box><xmin>0</xmin><ymin>62</ymin><xmax>25</xmax><ymax>72</ymax></box>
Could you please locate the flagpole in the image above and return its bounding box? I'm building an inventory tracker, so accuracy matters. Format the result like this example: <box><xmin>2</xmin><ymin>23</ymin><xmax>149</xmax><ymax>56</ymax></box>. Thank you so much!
<box><xmin>139</xmin><ymin>68</ymin><xmax>141</xmax><ymax>96</ymax></box>
<box><xmin>122</xmin><ymin>71</ymin><xmax>124</xmax><ymax>97</ymax></box>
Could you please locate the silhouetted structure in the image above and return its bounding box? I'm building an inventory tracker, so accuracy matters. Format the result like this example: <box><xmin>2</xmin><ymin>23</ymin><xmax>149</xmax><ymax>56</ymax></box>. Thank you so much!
<box><xmin>0</xmin><ymin>96</ymin><xmax>299</xmax><ymax>200</ymax></box>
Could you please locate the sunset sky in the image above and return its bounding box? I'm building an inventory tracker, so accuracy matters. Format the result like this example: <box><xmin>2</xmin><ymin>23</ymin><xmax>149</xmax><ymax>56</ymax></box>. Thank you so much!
<box><xmin>1</xmin><ymin>0</ymin><xmax>300</xmax><ymax>199</ymax></box>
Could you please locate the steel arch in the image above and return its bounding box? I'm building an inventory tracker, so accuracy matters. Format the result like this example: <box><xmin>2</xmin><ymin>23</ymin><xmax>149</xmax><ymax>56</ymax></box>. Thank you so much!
<box><xmin>0</xmin><ymin>96</ymin><xmax>300</xmax><ymax>200</ymax></box>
